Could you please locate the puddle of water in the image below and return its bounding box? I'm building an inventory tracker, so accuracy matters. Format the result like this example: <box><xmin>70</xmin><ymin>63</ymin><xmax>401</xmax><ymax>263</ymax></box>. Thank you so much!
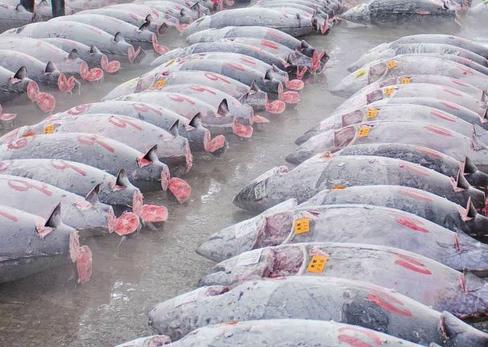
<box><xmin>0</xmin><ymin>11</ymin><xmax>486</xmax><ymax>347</ymax></box>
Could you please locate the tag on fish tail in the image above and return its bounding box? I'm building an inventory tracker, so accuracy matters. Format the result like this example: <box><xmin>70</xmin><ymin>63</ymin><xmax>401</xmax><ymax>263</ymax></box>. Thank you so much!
<box><xmin>306</xmin><ymin>254</ymin><xmax>328</xmax><ymax>273</ymax></box>
<box><xmin>293</xmin><ymin>217</ymin><xmax>310</xmax><ymax>234</ymax></box>
<box><xmin>386</xmin><ymin>60</ymin><xmax>398</xmax><ymax>70</ymax></box>
<box><xmin>43</xmin><ymin>123</ymin><xmax>55</xmax><ymax>134</ymax></box>
<box><xmin>357</xmin><ymin>126</ymin><xmax>369</xmax><ymax>138</ymax></box>
<box><xmin>400</xmin><ymin>76</ymin><xmax>412</xmax><ymax>85</ymax></box>
<box><xmin>383</xmin><ymin>86</ymin><xmax>395</xmax><ymax>97</ymax></box>
<box><xmin>367</xmin><ymin>107</ymin><xmax>379</xmax><ymax>120</ymax></box>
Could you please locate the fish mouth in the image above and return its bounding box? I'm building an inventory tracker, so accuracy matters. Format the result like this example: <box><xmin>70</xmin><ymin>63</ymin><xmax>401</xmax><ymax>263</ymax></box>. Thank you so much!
<box><xmin>232</xmin><ymin>119</ymin><xmax>254</xmax><ymax>138</ymax></box>
<box><xmin>100</xmin><ymin>55</ymin><xmax>121</xmax><ymax>73</ymax></box>
<box><xmin>80</xmin><ymin>62</ymin><xmax>104</xmax><ymax>82</ymax></box>
<box><xmin>204</xmin><ymin>134</ymin><xmax>226</xmax><ymax>154</ymax></box>
<box><xmin>108</xmin><ymin>209</ymin><xmax>140</xmax><ymax>236</ymax></box>
<box><xmin>69</xmin><ymin>232</ymin><xmax>92</xmax><ymax>284</ymax></box>
<box><xmin>168</xmin><ymin>177</ymin><xmax>192</xmax><ymax>203</ymax></box>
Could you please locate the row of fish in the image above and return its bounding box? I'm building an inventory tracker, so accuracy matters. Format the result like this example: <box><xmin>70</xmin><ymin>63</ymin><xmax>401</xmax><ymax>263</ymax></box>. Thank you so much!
<box><xmin>0</xmin><ymin>0</ymin><xmax>214</xmax><ymax>116</ymax></box>
<box><xmin>122</xmin><ymin>33</ymin><xmax>488</xmax><ymax>346</ymax></box>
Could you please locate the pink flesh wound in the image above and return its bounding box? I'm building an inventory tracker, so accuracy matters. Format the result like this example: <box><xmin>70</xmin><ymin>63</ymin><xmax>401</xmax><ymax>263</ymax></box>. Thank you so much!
<box><xmin>265</xmin><ymin>100</ymin><xmax>286</xmax><ymax>114</ymax></box>
<box><xmin>168</xmin><ymin>177</ymin><xmax>191</xmax><ymax>203</ymax></box>
<box><xmin>205</xmin><ymin>134</ymin><xmax>226</xmax><ymax>153</ymax></box>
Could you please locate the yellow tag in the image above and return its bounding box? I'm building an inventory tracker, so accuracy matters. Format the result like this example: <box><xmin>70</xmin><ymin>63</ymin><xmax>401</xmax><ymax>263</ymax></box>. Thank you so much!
<box><xmin>153</xmin><ymin>79</ymin><xmax>166</xmax><ymax>89</ymax></box>
<box><xmin>332</xmin><ymin>184</ymin><xmax>346</xmax><ymax>190</ymax></box>
<box><xmin>400</xmin><ymin>76</ymin><xmax>412</xmax><ymax>84</ymax></box>
<box><xmin>383</xmin><ymin>86</ymin><xmax>395</xmax><ymax>97</ymax></box>
<box><xmin>367</xmin><ymin>107</ymin><xmax>379</xmax><ymax>120</ymax></box>
<box><xmin>165</xmin><ymin>59</ymin><xmax>176</xmax><ymax>67</ymax></box>
<box><xmin>358</xmin><ymin>126</ymin><xmax>369</xmax><ymax>138</ymax></box>
<box><xmin>355</xmin><ymin>69</ymin><xmax>366</xmax><ymax>78</ymax></box>
<box><xmin>387</xmin><ymin>60</ymin><xmax>397</xmax><ymax>70</ymax></box>
<box><xmin>294</xmin><ymin>218</ymin><xmax>310</xmax><ymax>234</ymax></box>
<box><xmin>43</xmin><ymin>123</ymin><xmax>55</xmax><ymax>134</ymax></box>
<box><xmin>307</xmin><ymin>255</ymin><xmax>328</xmax><ymax>273</ymax></box>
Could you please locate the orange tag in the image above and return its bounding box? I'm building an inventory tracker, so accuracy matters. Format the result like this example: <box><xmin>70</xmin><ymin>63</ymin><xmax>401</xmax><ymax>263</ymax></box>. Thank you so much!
<box><xmin>332</xmin><ymin>184</ymin><xmax>346</xmax><ymax>190</ymax></box>
<box><xmin>153</xmin><ymin>79</ymin><xmax>166</xmax><ymax>89</ymax></box>
<box><xmin>43</xmin><ymin>124</ymin><xmax>55</xmax><ymax>134</ymax></box>
<box><xmin>400</xmin><ymin>76</ymin><xmax>412</xmax><ymax>84</ymax></box>
<box><xmin>358</xmin><ymin>126</ymin><xmax>369</xmax><ymax>138</ymax></box>
<box><xmin>367</xmin><ymin>107</ymin><xmax>379</xmax><ymax>120</ymax></box>
<box><xmin>294</xmin><ymin>218</ymin><xmax>310</xmax><ymax>234</ymax></box>
<box><xmin>307</xmin><ymin>255</ymin><xmax>328</xmax><ymax>273</ymax></box>
<box><xmin>384</xmin><ymin>87</ymin><xmax>395</xmax><ymax>97</ymax></box>
<box><xmin>387</xmin><ymin>60</ymin><xmax>397</xmax><ymax>70</ymax></box>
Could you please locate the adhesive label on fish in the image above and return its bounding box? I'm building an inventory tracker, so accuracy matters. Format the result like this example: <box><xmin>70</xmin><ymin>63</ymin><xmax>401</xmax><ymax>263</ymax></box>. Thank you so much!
<box><xmin>294</xmin><ymin>218</ymin><xmax>310</xmax><ymax>234</ymax></box>
<box><xmin>383</xmin><ymin>87</ymin><xmax>395</xmax><ymax>97</ymax></box>
<box><xmin>43</xmin><ymin>124</ymin><xmax>55</xmax><ymax>134</ymax></box>
<box><xmin>237</xmin><ymin>249</ymin><xmax>262</xmax><ymax>266</ymax></box>
<box><xmin>332</xmin><ymin>184</ymin><xmax>347</xmax><ymax>190</ymax></box>
<box><xmin>387</xmin><ymin>60</ymin><xmax>398</xmax><ymax>70</ymax></box>
<box><xmin>254</xmin><ymin>181</ymin><xmax>267</xmax><ymax>200</ymax></box>
<box><xmin>367</xmin><ymin>107</ymin><xmax>379</xmax><ymax>120</ymax></box>
<box><xmin>358</xmin><ymin>126</ymin><xmax>369</xmax><ymax>138</ymax></box>
<box><xmin>400</xmin><ymin>76</ymin><xmax>412</xmax><ymax>84</ymax></box>
<box><xmin>355</xmin><ymin>69</ymin><xmax>366</xmax><ymax>78</ymax></box>
<box><xmin>153</xmin><ymin>79</ymin><xmax>166</xmax><ymax>89</ymax></box>
<box><xmin>307</xmin><ymin>255</ymin><xmax>328</xmax><ymax>273</ymax></box>
<box><xmin>174</xmin><ymin>290</ymin><xmax>200</xmax><ymax>307</ymax></box>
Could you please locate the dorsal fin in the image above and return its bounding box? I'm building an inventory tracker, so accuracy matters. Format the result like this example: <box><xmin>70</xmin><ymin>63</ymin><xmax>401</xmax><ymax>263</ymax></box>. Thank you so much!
<box><xmin>67</xmin><ymin>49</ymin><xmax>79</xmax><ymax>60</ymax></box>
<box><xmin>45</xmin><ymin>203</ymin><xmax>62</xmax><ymax>228</ymax></box>
<box><xmin>142</xmin><ymin>145</ymin><xmax>158</xmax><ymax>162</ymax></box>
<box><xmin>188</xmin><ymin>113</ymin><xmax>202</xmax><ymax>128</ymax></box>
<box><xmin>45</xmin><ymin>61</ymin><xmax>57</xmax><ymax>73</ymax></box>
<box><xmin>116</xmin><ymin>169</ymin><xmax>130</xmax><ymax>187</ymax></box>
<box><xmin>114</xmin><ymin>32</ymin><xmax>123</xmax><ymax>42</ymax></box>
<box><xmin>85</xmin><ymin>183</ymin><xmax>101</xmax><ymax>204</ymax></box>
<box><xmin>217</xmin><ymin>99</ymin><xmax>229</xmax><ymax>116</ymax></box>
<box><xmin>169</xmin><ymin>120</ymin><xmax>180</xmax><ymax>136</ymax></box>
<box><xmin>14</xmin><ymin>66</ymin><xmax>27</xmax><ymax>80</ymax></box>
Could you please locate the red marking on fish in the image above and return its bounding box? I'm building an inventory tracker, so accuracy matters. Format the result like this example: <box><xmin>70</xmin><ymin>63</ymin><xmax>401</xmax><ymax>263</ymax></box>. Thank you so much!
<box><xmin>7</xmin><ymin>138</ymin><xmax>29</xmax><ymax>150</ymax></box>
<box><xmin>267</xmin><ymin>29</ymin><xmax>285</xmax><ymax>41</ymax></box>
<box><xmin>226</xmin><ymin>62</ymin><xmax>246</xmax><ymax>71</ymax></box>
<box><xmin>66</xmin><ymin>104</ymin><xmax>89</xmax><ymax>115</ymax></box>
<box><xmin>394</xmin><ymin>253</ymin><xmax>432</xmax><ymax>275</ymax></box>
<box><xmin>0</xmin><ymin>161</ymin><xmax>10</xmax><ymax>172</ymax></box>
<box><xmin>443</xmin><ymin>88</ymin><xmax>463</xmax><ymax>97</ymax></box>
<box><xmin>424</xmin><ymin>125</ymin><xmax>453</xmax><ymax>137</ymax></box>
<box><xmin>190</xmin><ymin>85</ymin><xmax>217</xmax><ymax>95</ymax></box>
<box><xmin>396</xmin><ymin>216</ymin><xmax>429</xmax><ymax>233</ymax></box>
<box><xmin>240</xmin><ymin>56</ymin><xmax>257</xmax><ymax>65</ymax></box>
<box><xmin>400</xmin><ymin>163</ymin><xmax>430</xmax><ymax>176</ymax></box>
<box><xmin>338</xmin><ymin>327</ymin><xmax>382</xmax><ymax>347</ymax></box>
<box><xmin>0</xmin><ymin>209</ymin><xmax>18</xmax><ymax>222</ymax></box>
<box><xmin>260</xmin><ymin>39</ymin><xmax>279</xmax><ymax>50</ymax></box>
<box><xmin>8</xmin><ymin>179</ymin><xmax>52</xmax><ymax>196</ymax></box>
<box><xmin>415</xmin><ymin>146</ymin><xmax>442</xmax><ymax>159</ymax></box>
<box><xmin>205</xmin><ymin>72</ymin><xmax>231</xmax><ymax>84</ymax></box>
<box><xmin>108</xmin><ymin>116</ymin><xmax>143</xmax><ymax>130</ymax></box>
<box><xmin>430</xmin><ymin>109</ymin><xmax>457</xmax><ymax>122</ymax></box>
<box><xmin>441</xmin><ymin>101</ymin><xmax>461</xmax><ymax>110</ymax></box>
<box><xmin>133</xmin><ymin>102</ymin><xmax>163</xmax><ymax>115</ymax></box>
<box><xmin>401</xmin><ymin>188</ymin><xmax>433</xmax><ymax>202</ymax></box>
<box><xmin>51</xmin><ymin>159</ymin><xmax>86</xmax><ymax>176</ymax></box>
<box><xmin>168</xmin><ymin>94</ymin><xmax>196</xmax><ymax>105</ymax></box>
<box><xmin>367</xmin><ymin>292</ymin><xmax>412</xmax><ymax>317</ymax></box>
<box><xmin>451</xmin><ymin>79</ymin><xmax>468</xmax><ymax>86</ymax></box>
<box><xmin>77</xmin><ymin>135</ymin><xmax>115</xmax><ymax>153</ymax></box>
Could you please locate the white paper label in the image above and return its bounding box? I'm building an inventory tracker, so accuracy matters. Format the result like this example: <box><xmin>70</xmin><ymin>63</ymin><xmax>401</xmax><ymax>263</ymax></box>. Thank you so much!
<box><xmin>237</xmin><ymin>249</ymin><xmax>263</xmax><ymax>266</ymax></box>
<box><xmin>254</xmin><ymin>181</ymin><xmax>267</xmax><ymax>200</ymax></box>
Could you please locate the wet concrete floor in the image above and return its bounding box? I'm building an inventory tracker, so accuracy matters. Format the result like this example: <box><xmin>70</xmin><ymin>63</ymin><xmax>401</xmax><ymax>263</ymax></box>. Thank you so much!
<box><xmin>0</xmin><ymin>12</ymin><xmax>487</xmax><ymax>347</ymax></box>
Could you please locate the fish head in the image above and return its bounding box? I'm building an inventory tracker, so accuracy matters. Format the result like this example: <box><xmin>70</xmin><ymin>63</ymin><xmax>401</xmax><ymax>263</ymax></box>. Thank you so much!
<box><xmin>148</xmin><ymin>286</ymin><xmax>228</xmax><ymax>339</ymax></box>
<box><xmin>330</xmin><ymin>66</ymin><xmax>370</xmax><ymax>97</ymax></box>
<box><xmin>441</xmin><ymin>311</ymin><xmax>488</xmax><ymax>346</ymax></box>
<box><xmin>340</xmin><ymin>3</ymin><xmax>371</xmax><ymax>25</ymax></box>
<box><xmin>199</xmin><ymin>244</ymin><xmax>304</xmax><ymax>287</ymax></box>
<box><xmin>233</xmin><ymin>166</ymin><xmax>289</xmax><ymax>212</ymax></box>
<box><xmin>197</xmin><ymin>199</ymin><xmax>296</xmax><ymax>262</ymax></box>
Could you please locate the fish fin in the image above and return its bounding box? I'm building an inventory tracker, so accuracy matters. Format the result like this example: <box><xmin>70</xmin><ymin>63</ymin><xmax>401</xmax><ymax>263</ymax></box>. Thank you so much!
<box><xmin>114</xmin><ymin>32</ymin><xmax>123</xmax><ymax>42</ymax></box>
<box><xmin>145</xmin><ymin>14</ymin><xmax>153</xmax><ymax>23</ymax></box>
<box><xmin>13</xmin><ymin>66</ymin><xmax>27</xmax><ymax>80</ymax></box>
<box><xmin>217</xmin><ymin>99</ymin><xmax>229</xmax><ymax>116</ymax></box>
<box><xmin>138</xmin><ymin>21</ymin><xmax>149</xmax><ymax>32</ymax></box>
<box><xmin>45</xmin><ymin>203</ymin><xmax>62</xmax><ymax>228</ymax></box>
<box><xmin>85</xmin><ymin>183</ymin><xmax>101</xmax><ymax>204</ymax></box>
<box><xmin>169</xmin><ymin>120</ymin><xmax>180</xmax><ymax>136</ymax></box>
<box><xmin>45</xmin><ymin>61</ymin><xmax>57</xmax><ymax>73</ymax></box>
<box><xmin>249</xmin><ymin>80</ymin><xmax>260</xmax><ymax>93</ymax></box>
<box><xmin>142</xmin><ymin>144</ymin><xmax>159</xmax><ymax>162</ymax></box>
<box><xmin>67</xmin><ymin>49</ymin><xmax>79</xmax><ymax>60</ymax></box>
<box><xmin>116</xmin><ymin>169</ymin><xmax>130</xmax><ymax>188</ymax></box>
<box><xmin>89</xmin><ymin>45</ymin><xmax>101</xmax><ymax>54</ymax></box>
<box><xmin>188</xmin><ymin>113</ymin><xmax>202</xmax><ymax>128</ymax></box>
